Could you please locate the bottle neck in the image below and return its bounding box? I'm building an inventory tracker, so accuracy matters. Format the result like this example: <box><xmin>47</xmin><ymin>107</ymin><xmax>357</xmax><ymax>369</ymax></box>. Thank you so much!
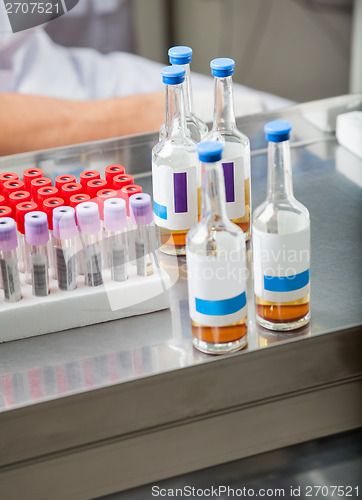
<box><xmin>201</xmin><ymin>160</ymin><xmax>228</xmax><ymax>222</ymax></box>
<box><xmin>266</xmin><ymin>141</ymin><xmax>294</xmax><ymax>201</ymax></box>
<box><xmin>165</xmin><ymin>83</ymin><xmax>188</xmax><ymax>140</ymax></box>
<box><xmin>213</xmin><ymin>76</ymin><xmax>236</xmax><ymax>131</ymax></box>
<box><xmin>182</xmin><ymin>63</ymin><xmax>193</xmax><ymax>118</ymax></box>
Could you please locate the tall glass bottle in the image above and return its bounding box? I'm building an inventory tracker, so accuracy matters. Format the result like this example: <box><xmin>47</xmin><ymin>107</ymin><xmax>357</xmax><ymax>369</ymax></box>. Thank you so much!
<box><xmin>252</xmin><ymin>121</ymin><xmax>310</xmax><ymax>331</ymax></box>
<box><xmin>204</xmin><ymin>58</ymin><xmax>251</xmax><ymax>239</ymax></box>
<box><xmin>168</xmin><ymin>46</ymin><xmax>208</xmax><ymax>142</ymax></box>
<box><xmin>152</xmin><ymin>66</ymin><xmax>198</xmax><ymax>255</ymax></box>
<box><xmin>187</xmin><ymin>142</ymin><xmax>248</xmax><ymax>355</ymax></box>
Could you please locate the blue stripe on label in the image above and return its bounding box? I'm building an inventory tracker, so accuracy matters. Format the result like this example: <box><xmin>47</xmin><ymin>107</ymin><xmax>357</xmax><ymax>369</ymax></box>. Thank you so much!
<box><xmin>195</xmin><ymin>291</ymin><xmax>246</xmax><ymax>316</ymax></box>
<box><xmin>154</xmin><ymin>201</ymin><xmax>167</xmax><ymax>220</ymax></box>
<box><xmin>264</xmin><ymin>269</ymin><xmax>310</xmax><ymax>292</ymax></box>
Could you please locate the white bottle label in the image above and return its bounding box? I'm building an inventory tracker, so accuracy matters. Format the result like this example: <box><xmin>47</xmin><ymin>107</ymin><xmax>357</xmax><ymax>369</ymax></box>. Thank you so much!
<box><xmin>252</xmin><ymin>226</ymin><xmax>310</xmax><ymax>303</ymax></box>
<box><xmin>152</xmin><ymin>163</ymin><xmax>198</xmax><ymax>230</ymax></box>
<box><xmin>221</xmin><ymin>156</ymin><xmax>245</xmax><ymax>220</ymax></box>
<box><xmin>187</xmin><ymin>249</ymin><xmax>247</xmax><ymax>327</ymax></box>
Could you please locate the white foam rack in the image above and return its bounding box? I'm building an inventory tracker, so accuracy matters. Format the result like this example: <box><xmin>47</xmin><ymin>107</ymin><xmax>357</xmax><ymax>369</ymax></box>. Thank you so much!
<box><xmin>0</xmin><ymin>256</ymin><xmax>173</xmax><ymax>343</ymax></box>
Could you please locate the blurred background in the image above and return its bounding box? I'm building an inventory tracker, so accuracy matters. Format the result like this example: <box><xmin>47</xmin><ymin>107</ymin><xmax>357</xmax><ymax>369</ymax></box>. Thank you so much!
<box><xmin>44</xmin><ymin>0</ymin><xmax>357</xmax><ymax>103</ymax></box>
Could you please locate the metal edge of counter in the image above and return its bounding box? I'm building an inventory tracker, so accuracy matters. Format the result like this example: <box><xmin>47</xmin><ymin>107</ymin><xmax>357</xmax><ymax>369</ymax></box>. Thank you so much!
<box><xmin>0</xmin><ymin>325</ymin><xmax>361</xmax><ymax>498</ymax></box>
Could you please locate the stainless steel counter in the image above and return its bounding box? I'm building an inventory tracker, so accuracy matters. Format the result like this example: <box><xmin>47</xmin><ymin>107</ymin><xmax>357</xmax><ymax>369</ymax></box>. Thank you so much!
<box><xmin>0</xmin><ymin>95</ymin><xmax>361</xmax><ymax>500</ymax></box>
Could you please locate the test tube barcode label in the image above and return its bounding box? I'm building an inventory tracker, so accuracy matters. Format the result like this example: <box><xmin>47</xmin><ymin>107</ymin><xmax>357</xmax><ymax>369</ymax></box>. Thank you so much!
<box><xmin>56</xmin><ymin>247</ymin><xmax>77</xmax><ymax>291</ymax></box>
<box><xmin>85</xmin><ymin>245</ymin><xmax>103</xmax><ymax>287</ymax></box>
<box><xmin>112</xmin><ymin>245</ymin><xmax>126</xmax><ymax>282</ymax></box>
<box><xmin>0</xmin><ymin>258</ymin><xmax>21</xmax><ymax>302</ymax></box>
<box><xmin>31</xmin><ymin>255</ymin><xmax>49</xmax><ymax>297</ymax></box>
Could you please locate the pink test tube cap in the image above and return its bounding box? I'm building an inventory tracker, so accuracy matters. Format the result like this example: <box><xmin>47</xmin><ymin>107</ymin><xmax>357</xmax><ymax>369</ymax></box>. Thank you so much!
<box><xmin>25</xmin><ymin>211</ymin><xmax>49</xmax><ymax>246</ymax></box>
<box><xmin>53</xmin><ymin>206</ymin><xmax>77</xmax><ymax>240</ymax></box>
<box><xmin>76</xmin><ymin>201</ymin><xmax>101</xmax><ymax>235</ymax></box>
<box><xmin>130</xmin><ymin>193</ymin><xmax>153</xmax><ymax>226</ymax></box>
<box><xmin>0</xmin><ymin>217</ymin><xmax>18</xmax><ymax>251</ymax></box>
<box><xmin>103</xmin><ymin>198</ymin><xmax>127</xmax><ymax>232</ymax></box>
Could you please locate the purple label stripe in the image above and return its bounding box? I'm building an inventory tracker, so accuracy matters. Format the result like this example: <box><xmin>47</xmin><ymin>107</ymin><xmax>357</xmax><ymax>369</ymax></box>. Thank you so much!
<box><xmin>174</xmin><ymin>172</ymin><xmax>188</xmax><ymax>213</ymax></box>
<box><xmin>222</xmin><ymin>162</ymin><xmax>235</xmax><ymax>203</ymax></box>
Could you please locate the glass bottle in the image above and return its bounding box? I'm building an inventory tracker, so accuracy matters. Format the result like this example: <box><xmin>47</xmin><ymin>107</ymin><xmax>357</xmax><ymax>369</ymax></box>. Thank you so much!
<box><xmin>152</xmin><ymin>66</ymin><xmax>198</xmax><ymax>256</ymax></box>
<box><xmin>252</xmin><ymin>121</ymin><xmax>310</xmax><ymax>331</ymax></box>
<box><xmin>167</xmin><ymin>45</ymin><xmax>208</xmax><ymax>142</ymax></box>
<box><xmin>204</xmin><ymin>58</ymin><xmax>251</xmax><ymax>239</ymax></box>
<box><xmin>187</xmin><ymin>142</ymin><xmax>248</xmax><ymax>355</ymax></box>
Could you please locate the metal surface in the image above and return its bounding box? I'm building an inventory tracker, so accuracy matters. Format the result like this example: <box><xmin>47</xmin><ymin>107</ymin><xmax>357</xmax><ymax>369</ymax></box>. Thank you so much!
<box><xmin>0</xmin><ymin>95</ymin><xmax>361</xmax><ymax>499</ymax></box>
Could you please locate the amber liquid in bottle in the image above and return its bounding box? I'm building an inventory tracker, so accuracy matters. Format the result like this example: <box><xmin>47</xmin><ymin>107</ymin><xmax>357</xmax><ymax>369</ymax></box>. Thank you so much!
<box><xmin>192</xmin><ymin>317</ymin><xmax>248</xmax><ymax>351</ymax></box>
<box><xmin>256</xmin><ymin>295</ymin><xmax>310</xmax><ymax>327</ymax></box>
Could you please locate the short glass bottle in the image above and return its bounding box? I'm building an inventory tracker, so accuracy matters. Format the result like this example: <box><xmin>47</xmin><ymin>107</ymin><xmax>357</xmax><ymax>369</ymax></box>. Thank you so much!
<box><xmin>167</xmin><ymin>46</ymin><xmax>208</xmax><ymax>142</ymax></box>
<box><xmin>152</xmin><ymin>66</ymin><xmax>199</xmax><ymax>256</ymax></box>
<box><xmin>252</xmin><ymin>121</ymin><xmax>310</xmax><ymax>331</ymax></box>
<box><xmin>204</xmin><ymin>58</ymin><xmax>251</xmax><ymax>239</ymax></box>
<box><xmin>187</xmin><ymin>142</ymin><xmax>248</xmax><ymax>355</ymax></box>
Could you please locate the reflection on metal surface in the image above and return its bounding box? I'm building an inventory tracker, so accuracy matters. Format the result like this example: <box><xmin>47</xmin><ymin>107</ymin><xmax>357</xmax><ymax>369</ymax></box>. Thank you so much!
<box><xmin>257</xmin><ymin>322</ymin><xmax>311</xmax><ymax>347</ymax></box>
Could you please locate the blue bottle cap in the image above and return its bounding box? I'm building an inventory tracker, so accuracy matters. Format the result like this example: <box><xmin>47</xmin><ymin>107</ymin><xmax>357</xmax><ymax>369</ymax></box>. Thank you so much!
<box><xmin>210</xmin><ymin>58</ymin><xmax>235</xmax><ymax>77</ymax></box>
<box><xmin>161</xmin><ymin>66</ymin><xmax>186</xmax><ymax>85</ymax></box>
<box><xmin>197</xmin><ymin>142</ymin><xmax>224</xmax><ymax>163</ymax></box>
<box><xmin>264</xmin><ymin>121</ymin><xmax>292</xmax><ymax>142</ymax></box>
<box><xmin>168</xmin><ymin>46</ymin><xmax>193</xmax><ymax>65</ymax></box>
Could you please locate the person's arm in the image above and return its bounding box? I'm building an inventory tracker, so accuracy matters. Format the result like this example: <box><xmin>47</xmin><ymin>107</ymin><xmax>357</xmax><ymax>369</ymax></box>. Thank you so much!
<box><xmin>0</xmin><ymin>92</ymin><xmax>164</xmax><ymax>156</ymax></box>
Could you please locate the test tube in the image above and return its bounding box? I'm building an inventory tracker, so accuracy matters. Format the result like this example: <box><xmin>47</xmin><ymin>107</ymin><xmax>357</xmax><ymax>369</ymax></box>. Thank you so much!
<box><xmin>25</xmin><ymin>211</ymin><xmax>50</xmax><ymax>297</ymax></box>
<box><xmin>0</xmin><ymin>217</ymin><xmax>22</xmax><ymax>302</ymax></box>
<box><xmin>120</xmin><ymin>184</ymin><xmax>142</xmax><ymax>216</ymax></box>
<box><xmin>0</xmin><ymin>172</ymin><xmax>19</xmax><ymax>194</ymax></box>
<box><xmin>0</xmin><ymin>206</ymin><xmax>13</xmax><ymax>219</ymax></box>
<box><xmin>37</xmin><ymin>186</ymin><xmax>59</xmax><ymax>209</ymax></box>
<box><xmin>53</xmin><ymin>206</ymin><xmax>78</xmax><ymax>291</ymax></box>
<box><xmin>105</xmin><ymin>165</ymin><xmax>125</xmax><ymax>186</ymax></box>
<box><xmin>76</xmin><ymin>202</ymin><xmax>103</xmax><ymax>287</ymax></box>
<box><xmin>61</xmin><ymin>182</ymin><xmax>83</xmax><ymax>204</ymax></box>
<box><xmin>69</xmin><ymin>194</ymin><xmax>91</xmax><ymax>275</ymax></box>
<box><xmin>79</xmin><ymin>170</ymin><xmax>101</xmax><ymax>190</ymax></box>
<box><xmin>15</xmin><ymin>201</ymin><xmax>38</xmax><ymax>274</ymax></box>
<box><xmin>30</xmin><ymin>177</ymin><xmax>52</xmax><ymax>204</ymax></box>
<box><xmin>8</xmin><ymin>191</ymin><xmax>31</xmax><ymax>212</ymax></box>
<box><xmin>129</xmin><ymin>193</ymin><xmax>154</xmax><ymax>277</ymax></box>
<box><xmin>86</xmin><ymin>179</ymin><xmax>108</xmax><ymax>199</ymax></box>
<box><xmin>113</xmin><ymin>174</ymin><xmax>134</xmax><ymax>194</ymax></box>
<box><xmin>43</xmin><ymin>197</ymin><xmax>65</xmax><ymax>280</ymax></box>
<box><xmin>103</xmin><ymin>198</ymin><xmax>128</xmax><ymax>282</ymax></box>
<box><xmin>0</xmin><ymin>195</ymin><xmax>5</xmax><ymax>205</ymax></box>
<box><xmin>23</xmin><ymin>168</ymin><xmax>44</xmax><ymax>192</ymax></box>
<box><xmin>55</xmin><ymin>174</ymin><xmax>76</xmax><ymax>192</ymax></box>
<box><xmin>3</xmin><ymin>180</ymin><xmax>25</xmax><ymax>203</ymax></box>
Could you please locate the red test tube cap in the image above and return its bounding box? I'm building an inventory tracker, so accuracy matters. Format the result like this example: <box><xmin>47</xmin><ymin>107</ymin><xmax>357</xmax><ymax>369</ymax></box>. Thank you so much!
<box><xmin>55</xmin><ymin>174</ymin><xmax>76</xmax><ymax>191</ymax></box>
<box><xmin>105</xmin><ymin>165</ymin><xmax>125</xmax><ymax>186</ymax></box>
<box><xmin>3</xmin><ymin>179</ymin><xmax>25</xmax><ymax>202</ymax></box>
<box><xmin>69</xmin><ymin>193</ymin><xmax>91</xmax><ymax>208</ymax></box>
<box><xmin>23</xmin><ymin>168</ymin><xmax>44</xmax><ymax>191</ymax></box>
<box><xmin>61</xmin><ymin>182</ymin><xmax>83</xmax><ymax>203</ymax></box>
<box><xmin>87</xmin><ymin>179</ymin><xmax>108</xmax><ymax>199</ymax></box>
<box><xmin>31</xmin><ymin>177</ymin><xmax>52</xmax><ymax>203</ymax></box>
<box><xmin>113</xmin><ymin>174</ymin><xmax>134</xmax><ymax>192</ymax></box>
<box><xmin>8</xmin><ymin>191</ymin><xmax>31</xmax><ymax>211</ymax></box>
<box><xmin>0</xmin><ymin>172</ymin><xmax>19</xmax><ymax>194</ymax></box>
<box><xmin>37</xmin><ymin>186</ymin><xmax>59</xmax><ymax>208</ymax></box>
<box><xmin>120</xmin><ymin>184</ymin><xmax>142</xmax><ymax>216</ymax></box>
<box><xmin>96</xmin><ymin>188</ymin><xmax>118</xmax><ymax>220</ymax></box>
<box><xmin>80</xmin><ymin>170</ymin><xmax>101</xmax><ymax>189</ymax></box>
<box><xmin>16</xmin><ymin>201</ymin><xmax>38</xmax><ymax>234</ymax></box>
<box><xmin>0</xmin><ymin>195</ymin><xmax>5</xmax><ymax>206</ymax></box>
<box><xmin>43</xmin><ymin>197</ymin><xmax>65</xmax><ymax>230</ymax></box>
<box><xmin>0</xmin><ymin>206</ymin><xmax>12</xmax><ymax>218</ymax></box>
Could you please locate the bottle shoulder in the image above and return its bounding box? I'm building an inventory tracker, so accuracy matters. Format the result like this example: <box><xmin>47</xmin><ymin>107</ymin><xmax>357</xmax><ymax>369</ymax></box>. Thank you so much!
<box><xmin>204</xmin><ymin>125</ymin><xmax>250</xmax><ymax>147</ymax></box>
<box><xmin>253</xmin><ymin>199</ymin><xmax>310</xmax><ymax>234</ymax></box>
<box><xmin>187</xmin><ymin>218</ymin><xmax>246</xmax><ymax>253</ymax></box>
<box><xmin>152</xmin><ymin>139</ymin><xmax>198</xmax><ymax>165</ymax></box>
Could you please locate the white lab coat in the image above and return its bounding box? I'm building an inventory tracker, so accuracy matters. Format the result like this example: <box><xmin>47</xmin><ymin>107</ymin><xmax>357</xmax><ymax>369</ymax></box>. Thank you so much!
<box><xmin>0</xmin><ymin>2</ymin><xmax>292</xmax><ymax>113</ymax></box>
